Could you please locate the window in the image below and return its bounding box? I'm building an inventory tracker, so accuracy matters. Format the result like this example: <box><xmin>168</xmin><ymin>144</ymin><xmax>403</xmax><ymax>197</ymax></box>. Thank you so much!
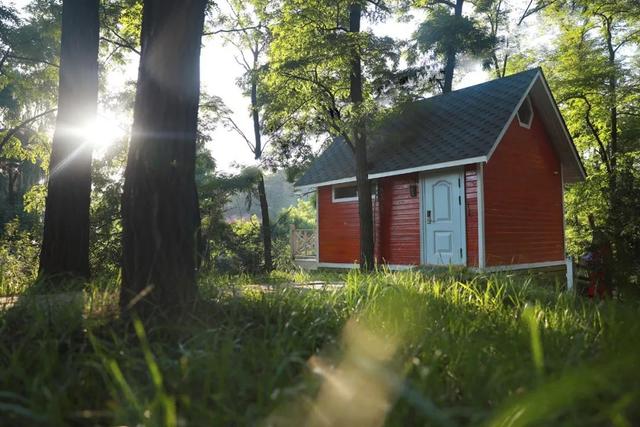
<box><xmin>517</xmin><ymin>96</ymin><xmax>534</xmax><ymax>129</ymax></box>
<box><xmin>332</xmin><ymin>183</ymin><xmax>358</xmax><ymax>202</ymax></box>
<box><xmin>332</xmin><ymin>182</ymin><xmax>378</xmax><ymax>203</ymax></box>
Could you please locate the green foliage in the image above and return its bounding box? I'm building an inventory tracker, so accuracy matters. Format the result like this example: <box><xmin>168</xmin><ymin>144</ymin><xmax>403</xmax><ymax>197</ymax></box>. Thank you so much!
<box><xmin>0</xmin><ymin>271</ymin><xmax>638</xmax><ymax>425</ymax></box>
<box><xmin>413</xmin><ymin>6</ymin><xmax>494</xmax><ymax>60</ymax></box>
<box><xmin>0</xmin><ymin>219</ymin><xmax>39</xmax><ymax>295</ymax></box>
<box><xmin>263</xmin><ymin>0</ymin><xmax>400</xmax><ymax>170</ymax></box>
<box><xmin>536</xmin><ymin>0</ymin><xmax>640</xmax><ymax>282</ymax></box>
<box><xmin>273</xmin><ymin>198</ymin><xmax>316</xmax><ymax>236</ymax></box>
<box><xmin>0</xmin><ymin>130</ymin><xmax>47</xmax><ymax>250</ymax></box>
<box><xmin>0</xmin><ymin>0</ymin><xmax>60</xmax><ymax>123</ymax></box>
<box><xmin>272</xmin><ymin>198</ymin><xmax>316</xmax><ymax>270</ymax></box>
<box><xmin>204</xmin><ymin>215</ymin><xmax>264</xmax><ymax>275</ymax></box>
<box><xmin>99</xmin><ymin>0</ymin><xmax>143</xmax><ymax>65</ymax></box>
<box><xmin>200</xmin><ymin>197</ymin><xmax>317</xmax><ymax>274</ymax></box>
<box><xmin>89</xmin><ymin>138</ymin><xmax>128</xmax><ymax>277</ymax></box>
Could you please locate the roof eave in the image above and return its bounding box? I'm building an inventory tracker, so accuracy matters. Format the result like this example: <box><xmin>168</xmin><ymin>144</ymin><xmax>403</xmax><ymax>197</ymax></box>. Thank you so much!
<box><xmin>294</xmin><ymin>155</ymin><xmax>487</xmax><ymax>190</ymax></box>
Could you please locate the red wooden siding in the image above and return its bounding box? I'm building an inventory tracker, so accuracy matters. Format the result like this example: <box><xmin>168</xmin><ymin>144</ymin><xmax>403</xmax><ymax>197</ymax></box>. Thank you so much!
<box><xmin>464</xmin><ymin>165</ymin><xmax>479</xmax><ymax>267</ymax></box>
<box><xmin>379</xmin><ymin>173</ymin><xmax>421</xmax><ymax>265</ymax></box>
<box><xmin>317</xmin><ymin>185</ymin><xmax>381</xmax><ymax>264</ymax></box>
<box><xmin>318</xmin><ymin>173</ymin><xmax>420</xmax><ymax>265</ymax></box>
<box><xmin>318</xmin><ymin>185</ymin><xmax>361</xmax><ymax>263</ymax></box>
<box><xmin>483</xmin><ymin>109</ymin><xmax>564</xmax><ymax>266</ymax></box>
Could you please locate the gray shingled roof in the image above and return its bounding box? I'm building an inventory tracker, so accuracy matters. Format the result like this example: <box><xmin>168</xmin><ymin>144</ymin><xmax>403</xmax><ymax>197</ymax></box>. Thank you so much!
<box><xmin>295</xmin><ymin>68</ymin><xmax>540</xmax><ymax>188</ymax></box>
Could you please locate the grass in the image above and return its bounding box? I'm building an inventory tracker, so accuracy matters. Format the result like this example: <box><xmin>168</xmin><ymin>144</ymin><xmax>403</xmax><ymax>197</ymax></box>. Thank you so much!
<box><xmin>0</xmin><ymin>269</ymin><xmax>638</xmax><ymax>426</ymax></box>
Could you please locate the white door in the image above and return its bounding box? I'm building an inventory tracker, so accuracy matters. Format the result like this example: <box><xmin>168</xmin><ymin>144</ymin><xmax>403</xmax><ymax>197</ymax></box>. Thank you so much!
<box><xmin>422</xmin><ymin>169</ymin><xmax>465</xmax><ymax>265</ymax></box>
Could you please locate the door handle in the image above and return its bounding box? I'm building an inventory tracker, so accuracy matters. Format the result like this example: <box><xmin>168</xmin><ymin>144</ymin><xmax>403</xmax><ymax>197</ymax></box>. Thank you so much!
<box><xmin>426</xmin><ymin>210</ymin><xmax>432</xmax><ymax>224</ymax></box>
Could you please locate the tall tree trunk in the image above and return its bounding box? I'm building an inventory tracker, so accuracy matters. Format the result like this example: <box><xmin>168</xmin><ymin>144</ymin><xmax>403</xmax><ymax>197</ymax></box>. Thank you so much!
<box><xmin>257</xmin><ymin>174</ymin><xmax>273</xmax><ymax>271</ymax></box>
<box><xmin>7</xmin><ymin>170</ymin><xmax>16</xmax><ymax>203</ymax></box>
<box><xmin>443</xmin><ymin>0</ymin><xmax>464</xmax><ymax>93</ymax></box>
<box><xmin>39</xmin><ymin>0</ymin><xmax>99</xmax><ymax>284</ymax></box>
<box><xmin>349</xmin><ymin>2</ymin><xmax>374</xmax><ymax>271</ymax></box>
<box><xmin>120</xmin><ymin>0</ymin><xmax>207</xmax><ymax>314</ymax></box>
<box><xmin>603</xmin><ymin>16</ymin><xmax>623</xmax><ymax>267</ymax></box>
<box><xmin>251</xmin><ymin>73</ymin><xmax>273</xmax><ymax>272</ymax></box>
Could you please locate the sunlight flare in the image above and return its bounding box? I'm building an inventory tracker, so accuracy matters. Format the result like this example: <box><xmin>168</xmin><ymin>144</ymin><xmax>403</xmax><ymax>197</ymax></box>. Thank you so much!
<box><xmin>84</xmin><ymin>115</ymin><xmax>124</xmax><ymax>149</ymax></box>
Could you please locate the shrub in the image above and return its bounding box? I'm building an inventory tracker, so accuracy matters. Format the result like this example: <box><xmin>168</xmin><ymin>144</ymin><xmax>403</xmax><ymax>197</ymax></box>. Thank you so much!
<box><xmin>0</xmin><ymin>219</ymin><xmax>39</xmax><ymax>295</ymax></box>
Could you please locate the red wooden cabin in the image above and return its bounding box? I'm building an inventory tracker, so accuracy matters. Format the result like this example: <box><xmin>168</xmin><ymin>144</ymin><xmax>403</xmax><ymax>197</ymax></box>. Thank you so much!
<box><xmin>293</xmin><ymin>69</ymin><xmax>586</xmax><ymax>271</ymax></box>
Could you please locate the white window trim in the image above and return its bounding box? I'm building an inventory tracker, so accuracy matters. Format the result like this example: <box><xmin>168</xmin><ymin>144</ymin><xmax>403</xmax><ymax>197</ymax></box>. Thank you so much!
<box><xmin>332</xmin><ymin>183</ymin><xmax>358</xmax><ymax>203</ymax></box>
<box><xmin>331</xmin><ymin>182</ymin><xmax>378</xmax><ymax>203</ymax></box>
<box><xmin>517</xmin><ymin>96</ymin><xmax>534</xmax><ymax>129</ymax></box>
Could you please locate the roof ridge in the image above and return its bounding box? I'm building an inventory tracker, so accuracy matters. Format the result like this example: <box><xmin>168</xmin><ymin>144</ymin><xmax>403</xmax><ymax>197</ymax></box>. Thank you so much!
<box><xmin>414</xmin><ymin>67</ymin><xmax>540</xmax><ymax>104</ymax></box>
<box><xmin>295</xmin><ymin>67</ymin><xmax>544</xmax><ymax>188</ymax></box>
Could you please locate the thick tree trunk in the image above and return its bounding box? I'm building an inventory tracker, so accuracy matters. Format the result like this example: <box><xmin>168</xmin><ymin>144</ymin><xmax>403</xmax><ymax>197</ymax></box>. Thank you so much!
<box><xmin>349</xmin><ymin>3</ymin><xmax>375</xmax><ymax>271</ymax></box>
<box><xmin>120</xmin><ymin>0</ymin><xmax>207</xmax><ymax>314</ymax></box>
<box><xmin>443</xmin><ymin>0</ymin><xmax>464</xmax><ymax>93</ymax></box>
<box><xmin>39</xmin><ymin>0</ymin><xmax>99</xmax><ymax>284</ymax></box>
<box><xmin>251</xmin><ymin>75</ymin><xmax>273</xmax><ymax>272</ymax></box>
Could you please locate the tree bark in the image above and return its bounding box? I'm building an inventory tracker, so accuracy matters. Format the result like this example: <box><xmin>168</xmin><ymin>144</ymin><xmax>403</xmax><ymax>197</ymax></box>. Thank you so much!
<box><xmin>443</xmin><ymin>0</ymin><xmax>464</xmax><ymax>93</ymax></box>
<box><xmin>39</xmin><ymin>0</ymin><xmax>99</xmax><ymax>284</ymax></box>
<box><xmin>251</xmin><ymin>71</ymin><xmax>273</xmax><ymax>272</ymax></box>
<box><xmin>349</xmin><ymin>3</ymin><xmax>375</xmax><ymax>271</ymax></box>
<box><xmin>603</xmin><ymin>15</ymin><xmax>624</xmax><ymax>266</ymax></box>
<box><xmin>257</xmin><ymin>173</ymin><xmax>273</xmax><ymax>271</ymax></box>
<box><xmin>120</xmin><ymin>0</ymin><xmax>207</xmax><ymax>314</ymax></box>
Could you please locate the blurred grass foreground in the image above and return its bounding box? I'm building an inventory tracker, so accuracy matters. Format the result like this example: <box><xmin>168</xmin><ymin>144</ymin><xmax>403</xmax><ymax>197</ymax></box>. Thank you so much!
<box><xmin>0</xmin><ymin>269</ymin><xmax>638</xmax><ymax>426</ymax></box>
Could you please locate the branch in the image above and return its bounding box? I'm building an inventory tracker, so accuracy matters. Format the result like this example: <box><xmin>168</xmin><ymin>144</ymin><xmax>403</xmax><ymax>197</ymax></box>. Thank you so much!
<box><xmin>7</xmin><ymin>54</ymin><xmax>59</xmax><ymax>68</ymax></box>
<box><xmin>0</xmin><ymin>49</ymin><xmax>9</xmax><ymax>73</ymax></box>
<box><xmin>517</xmin><ymin>0</ymin><xmax>557</xmax><ymax>26</ymax></box>
<box><xmin>262</xmin><ymin>97</ymin><xmax>315</xmax><ymax>152</ymax></box>
<box><xmin>613</xmin><ymin>29</ymin><xmax>640</xmax><ymax>53</ymax></box>
<box><xmin>204</xmin><ymin>24</ymin><xmax>264</xmax><ymax>36</ymax></box>
<box><xmin>0</xmin><ymin>108</ymin><xmax>57</xmax><ymax>153</ymax></box>
<box><xmin>564</xmin><ymin>94</ymin><xmax>611</xmax><ymax>175</ymax></box>
<box><xmin>431</xmin><ymin>0</ymin><xmax>456</xmax><ymax>8</ymax></box>
<box><xmin>365</xmin><ymin>0</ymin><xmax>392</xmax><ymax>13</ymax></box>
<box><xmin>224</xmin><ymin>116</ymin><xmax>256</xmax><ymax>153</ymax></box>
<box><xmin>100</xmin><ymin>37</ymin><xmax>140</xmax><ymax>55</ymax></box>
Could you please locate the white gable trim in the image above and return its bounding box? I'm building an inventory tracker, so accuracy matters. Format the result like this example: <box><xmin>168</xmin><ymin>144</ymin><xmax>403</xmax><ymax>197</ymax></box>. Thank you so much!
<box><xmin>296</xmin><ymin>176</ymin><xmax>358</xmax><ymax>191</ymax></box>
<box><xmin>485</xmin><ymin>70</ymin><xmax>586</xmax><ymax>181</ymax></box>
<box><xmin>295</xmin><ymin>156</ymin><xmax>486</xmax><ymax>190</ymax></box>
<box><xmin>487</xmin><ymin>71</ymin><xmax>541</xmax><ymax>160</ymax></box>
<box><xmin>537</xmin><ymin>73</ymin><xmax>587</xmax><ymax>180</ymax></box>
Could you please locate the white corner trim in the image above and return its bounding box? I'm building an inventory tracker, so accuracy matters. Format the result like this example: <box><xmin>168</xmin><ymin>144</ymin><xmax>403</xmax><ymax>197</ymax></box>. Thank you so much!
<box><xmin>294</xmin><ymin>156</ymin><xmax>487</xmax><ymax>190</ymax></box>
<box><xmin>560</xmin><ymin>164</ymin><xmax>567</xmax><ymax>256</ymax></box>
<box><xmin>419</xmin><ymin>173</ymin><xmax>426</xmax><ymax>265</ymax></box>
<box><xmin>459</xmin><ymin>169</ymin><xmax>467</xmax><ymax>266</ymax></box>
<box><xmin>566</xmin><ymin>256</ymin><xmax>574</xmax><ymax>291</ymax></box>
<box><xmin>477</xmin><ymin>162</ymin><xmax>486</xmax><ymax>269</ymax></box>
<box><xmin>315</xmin><ymin>187</ymin><xmax>320</xmax><ymax>261</ymax></box>
<box><xmin>487</xmin><ymin>71</ymin><xmax>541</xmax><ymax>161</ymax></box>
<box><xmin>482</xmin><ymin>260</ymin><xmax>566</xmax><ymax>272</ymax></box>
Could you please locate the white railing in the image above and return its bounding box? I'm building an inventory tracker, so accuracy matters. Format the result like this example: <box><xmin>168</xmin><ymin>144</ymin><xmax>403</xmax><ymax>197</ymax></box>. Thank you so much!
<box><xmin>290</xmin><ymin>224</ymin><xmax>317</xmax><ymax>260</ymax></box>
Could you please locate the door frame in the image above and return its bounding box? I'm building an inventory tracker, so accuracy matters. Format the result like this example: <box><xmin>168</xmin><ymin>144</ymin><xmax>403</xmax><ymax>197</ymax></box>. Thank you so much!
<box><xmin>419</xmin><ymin>167</ymin><xmax>467</xmax><ymax>266</ymax></box>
